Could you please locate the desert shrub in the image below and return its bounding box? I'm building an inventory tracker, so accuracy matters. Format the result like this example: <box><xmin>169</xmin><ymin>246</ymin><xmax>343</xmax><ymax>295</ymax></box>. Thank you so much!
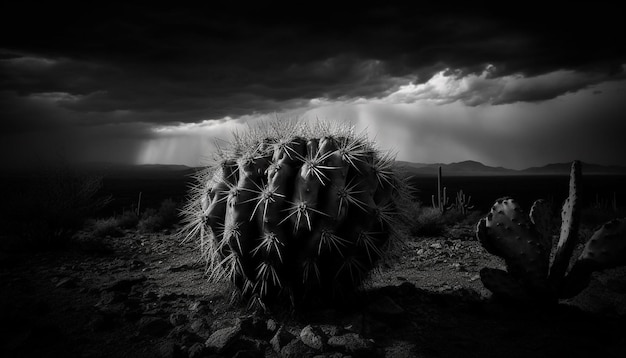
<box><xmin>460</xmin><ymin>209</ymin><xmax>484</xmax><ymax>227</ymax></box>
<box><xmin>116</xmin><ymin>210</ymin><xmax>139</xmax><ymax>229</ymax></box>
<box><xmin>441</xmin><ymin>207</ymin><xmax>484</xmax><ymax>227</ymax></box>
<box><xmin>138</xmin><ymin>199</ymin><xmax>179</xmax><ymax>232</ymax></box>
<box><xmin>91</xmin><ymin>217</ymin><xmax>124</xmax><ymax>238</ymax></box>
<box><xmin>441</xmin><ymin>207</ymin><xmax>466</xmax><ymax>225</ymax></box>
<box><xmin>581</xmin><ymin>206</ymin><xmax>626</xmax><ymax>229</ymax></box>
<box><xmin>408</xmin><ymin>203</ymin><xmax>446</xmax><ymax>237</ymax></box>
<box><xmin>3</xmin><ymin>164</ymin><xmax>110</xmax><ymax>248</ymax></box>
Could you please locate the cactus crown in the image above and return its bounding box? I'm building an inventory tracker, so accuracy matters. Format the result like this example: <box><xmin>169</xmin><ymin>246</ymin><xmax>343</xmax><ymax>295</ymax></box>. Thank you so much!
<box><xmin>179</xmin><ymin>120</ymin><xmax>412</xmax><ymax>308</ymax></box>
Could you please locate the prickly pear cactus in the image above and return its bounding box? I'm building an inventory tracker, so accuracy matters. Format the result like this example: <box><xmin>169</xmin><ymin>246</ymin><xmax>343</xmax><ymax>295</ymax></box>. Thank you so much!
<box><xmin>477</xmin><ymin>161</ymin><xmax>626</xmax><ymax>302</ymax></box>
<box><xmin>476</xmin><ymin>198</ymin><xmax>552</xmax><ymax>298</ymax></box>
<box><xmin>180</xmin><ymin>122</ymin><xmax>411</xmax><ymax>307</ymax></box>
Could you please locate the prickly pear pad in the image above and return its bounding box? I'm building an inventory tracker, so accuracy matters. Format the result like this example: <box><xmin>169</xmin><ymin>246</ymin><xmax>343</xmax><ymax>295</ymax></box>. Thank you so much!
<box><xmin>179</xmin><ymin>122</ymin><xmax>412</xmax><ymax>307</ymax></box>
<box><xmin>476</xmin><ymin>197</ymin><xmax>550</xmax><ymax>295</ymax></box>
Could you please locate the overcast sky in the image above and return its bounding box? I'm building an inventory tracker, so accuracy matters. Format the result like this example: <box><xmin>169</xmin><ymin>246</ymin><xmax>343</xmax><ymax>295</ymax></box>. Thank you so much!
<box><xmin>1</xmin><ymin>3</ymin><xmax>625</xmax><ymax>169</ymax></box>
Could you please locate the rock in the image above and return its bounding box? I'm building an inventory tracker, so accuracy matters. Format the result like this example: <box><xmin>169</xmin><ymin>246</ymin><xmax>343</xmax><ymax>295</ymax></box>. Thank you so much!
<box><xmin>55</xmin><ymin>277</ymin><xmax>76</xmax><ymax>288</ymax></box>
<box><xmin>367</xmin><ymin>295</ymin><xmax>405</xmax><ymax>316</ymax></box>
<box><xmin>169</xmin><ymin>313</ymin><xmax>188</xmax><ymax>326</ymax></box>
<box><xmin>168</xmin><ymin>263</ymin><xmax>194</xmax><ymax>272</ymax></box>
<box><xmin>452</xmin><ymin>262</ymin><xmax>467</xmax><ymax>272</ymax></box>
<box><xmin>270</xmin><ymin>326</ymin><xmax>296</xmax><ymax>353</ymax></box>
<box><xmin>266</xmin><ymin>318</ymin><xmax>278</xmax><ymax>334</ymax></box>
<box><xmin>205</xmin><ymin>325</ymin><xmax>241</xmax><ymax>354</ymax></box>
<box><xmin>238</xmin><ymin>315</ymin><xmax>270</xmax><ymax>338</ymax></box>
<box><xmin>158</xmin><ymin>342</ymin><xmax>185</xmax><ymax>358</ymax></box>
<box><xmin>328</xmin><ymin>333</ymin><xmax>376</xmax><ymax>356</ymax></box>
<box><xmin>225</xmin><ymin>337</ymin><xmax>268</xmax><ymax>358</ymax></box>
<box><xmin>188</xmin><ymin>300</ymin><xmax>210</xmax><ymax>314</ymax></box>
<box><xmin>300</xmin><ymin>325</ymin><xmax>326</xmax><ymax>351</ymax></box>
<box><xmin>138</xmin><ymin>316</ymin><xmax>171</xmax><ymax>337</ymax></box>
<box><xmin>168</xmin><ymin>326</ymin><xmax>204</xmax><ymax>346</ymax></box>
<box><xmin>187</xmin><ymin>342</ymin><xmax>206</xmax><ymax>358</ymax></box>
<box><xmin>319</xmin><ymin>325</ymin><xmax>345</xmax><ymax>337</ymax></box>
<box><xmin>97</xmin><ymin>291</ymin><xmax>127</xmax><ymax>306</ymax></box>
<box><xmin>189</xmin><ymin>318</ymin><xmax>210</xmax><ymax>336</ymax></box>
<box><xmin>344</xmin><ymin>313</ymin><xmax>365</xmax><ymax>334</ymax></box>
<box><xmin>430</xmin><ymin>242</ymin><xmax>443</xmax><ymax>249</ymax></box>
<box><xmin>280</xmin><ymin>338</ymin><xmax>315</xmax><ymax>358</ymax></box>
<box><xmin>130</xmin><ymin>259</ymin><xmax>146</xmax><ymax>269</ymax></box>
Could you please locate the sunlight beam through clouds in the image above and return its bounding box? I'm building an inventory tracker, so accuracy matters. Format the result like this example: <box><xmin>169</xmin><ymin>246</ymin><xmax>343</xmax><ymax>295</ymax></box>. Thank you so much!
<box><xmin>134</xmin><ymin>65</ymin><xmax>626</xmax><ymax>170</ymax></box>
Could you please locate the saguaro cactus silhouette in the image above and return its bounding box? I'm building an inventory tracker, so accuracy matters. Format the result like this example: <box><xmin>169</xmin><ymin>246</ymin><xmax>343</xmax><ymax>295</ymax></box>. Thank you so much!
<box><xmin>180</xmin><ymin>122</ymin><xmax>411</xmax><ymax>307</ymax></box>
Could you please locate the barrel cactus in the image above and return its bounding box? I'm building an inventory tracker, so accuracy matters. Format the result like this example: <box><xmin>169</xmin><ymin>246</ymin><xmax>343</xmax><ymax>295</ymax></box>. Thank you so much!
<box><xmin>180</xmin><ymin>122</ymin><xmax>411</xmax><ymax>308</ymax></box>
<box><xmin>477</xmin><ymin>161</ymin><xmax>626</xmax><ymax>302</ymax></box>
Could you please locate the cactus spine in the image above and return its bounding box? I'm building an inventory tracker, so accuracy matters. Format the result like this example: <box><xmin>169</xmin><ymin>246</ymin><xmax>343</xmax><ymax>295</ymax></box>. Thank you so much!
<box><xmin>180</xmin><ymin>122</ymin><xmax>411</xmax><ymax>307</ymax></box>
<box><xmin>476</xmin><ymin>161</ymin><xmax>626</xmax><ymax>302</ymax></box>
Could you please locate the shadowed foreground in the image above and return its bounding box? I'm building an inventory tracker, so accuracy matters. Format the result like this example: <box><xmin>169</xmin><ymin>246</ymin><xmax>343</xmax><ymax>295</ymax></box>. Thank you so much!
<box><xmin>1</xmin><ymin>227</ymin><xmax>625</xmax><ymax>357</ymax></box>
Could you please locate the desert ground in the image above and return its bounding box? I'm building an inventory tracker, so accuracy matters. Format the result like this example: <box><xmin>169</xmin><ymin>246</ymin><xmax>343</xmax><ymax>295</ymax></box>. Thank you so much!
<box><xmin>1</xmin><ymin>168</ymin><xmax>625</xmax><ymax>358</ymax></box>
<box><xmin>2</xmin><ymin>220</ymin><xmax>626</xmax><ymax>358</ymax></box>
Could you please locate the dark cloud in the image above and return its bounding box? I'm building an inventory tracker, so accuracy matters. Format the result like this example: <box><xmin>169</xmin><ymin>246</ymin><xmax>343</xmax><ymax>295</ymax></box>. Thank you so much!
<box><xmin>1</xmin><ymin>4</ymin><xmax>625</xmax><ymax>128</ymax></box>
<box><xmin>1</xmin><ymin>3</ymin><xmax>625</xmax><ymax>168</ymax></box>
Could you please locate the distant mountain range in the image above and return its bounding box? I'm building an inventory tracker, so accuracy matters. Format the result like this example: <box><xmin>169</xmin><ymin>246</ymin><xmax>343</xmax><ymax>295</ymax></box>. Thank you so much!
<box><xmin>396</xmin><ymin>160</ymin><xmax>626</xmax><ymax>176</ymax></box>
<box><xmin>85</xmin><ymin>160</ymin><xmax>626</xmax><ymax>176</ymax></box>
<box><xmin>7</xmin><ymin>160</ymin><xmax>623</xmax><ymax>178</ymax></box>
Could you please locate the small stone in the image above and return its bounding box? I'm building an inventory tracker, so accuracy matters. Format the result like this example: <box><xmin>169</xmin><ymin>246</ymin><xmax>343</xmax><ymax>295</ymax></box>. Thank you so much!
<box><xmin>97</xmin><ymin>291</ymin><xmax>127</xmax><ymax>306</ymax></box>
<box><xmin>280</xmin><ymin>338</ymin><xmax>315</xmax><ymax>358</ymax></box>
<box><xmin>266</xmin><ymin>318</ymin><xmax>278</xmax><ymax>333</ymax></box>
<box><xmin>430</xmin><ymin>242</ymin><xmax>443</xmax><ymax>249</ymax></box>
<box><xmin>300</xmin><ymin>325</ymin><xmax>326</xmax><ymax>351</ymax></box>
<box><xmin>270</xmin><ymin>326</ymin><xmax>295</xmax><ymax>353</ymax></box>
<box><xmin>168</xmin><ymin>326</ymin><xmax>204</xmax><ymax>346</ymax></box>
<box><xmin>327</xmin><ymin>333</ymin><xmax>376</xmax><ymax>355</ymax></box>
<box><xmin>189</xmin><ymin>318</ymin><xmax>210</xmax><ymax>335</ymax></box>
<box><xmin>55</xmin><ymin>277</ymin><xmax>76</xmax><ymax>288</ymax></box>
<box><xmin>158</xmin><ymin>342</ymin><xmax>184</xmax><ymax>358</ymax></box>
<box><xmin>130</xmin><ymin>259</ymin><xmax>146</xmax><ymax>269</ymax></box>
<box><xmin>188</xmin><ymin>300</ymin><xmax>211</xmax><ymax>316</ymax></box>
<box><xmin>187</xmin><ymin>342</ymin><xmax>206</xmax><ymax>358</ymax></box>
<box><xmin>319</xmin><ymin>325</ymin><xmax>344</xmax><ymax>337</ymax></box>
<box><xmin>169</xmin><ymin>313</ymin><xmax>188</xmax><ymax>326</ymax></box>
<box><xmin>452</xmin><ymin>262</ymin><xmax>467</xmax><ymax>272</ymax></box>
<box><xmin>238</xmin><ymin>315</ymin><xmax>269</xmax><ymax>338</ymax></box>
<box><xmin>205</xmin><ymin>325</ymin><xmax>242</xmax><ymax>354</ymax></box>
<box><xmin>138</xmin><ymin>316</ymin><xmax>171</xmax><ymax>337</ymax></box>
<box><xmin>168</xmin><ymin>263</ymin><xmax>193</xmax><ymax>272</ymax></box>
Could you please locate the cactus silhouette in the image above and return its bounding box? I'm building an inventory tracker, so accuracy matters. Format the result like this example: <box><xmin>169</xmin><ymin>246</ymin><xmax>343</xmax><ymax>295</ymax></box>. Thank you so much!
<box><xmin>180</xmin><ymin>122</ymin><xmax>411</xmax><ymax>307</ymax></box>
<box><xmin>476</xmin><ymin>161</ymin><xmax>626</xmax><ymax>302</ymax></box>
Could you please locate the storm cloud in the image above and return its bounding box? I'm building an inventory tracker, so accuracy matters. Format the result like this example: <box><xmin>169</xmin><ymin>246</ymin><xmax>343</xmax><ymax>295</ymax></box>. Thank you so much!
<box><xmin>1</xmin><ymin>3</ymin><xmax>625</xmax><ymax>168</ymax></box>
